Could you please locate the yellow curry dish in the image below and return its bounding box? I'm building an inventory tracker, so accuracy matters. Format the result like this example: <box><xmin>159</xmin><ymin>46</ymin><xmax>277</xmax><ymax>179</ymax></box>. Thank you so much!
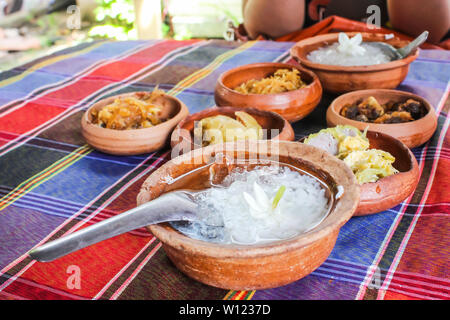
<box><xmin>304</xmin><ymin>125</ymin><xmax>398</xmax><ymax>184</ymax></box>
<box><xmin>194</xmin><ymin>111</ymin><xmax>263</xmax><ymax>147</ymax></box>
<box><xmin>234</xmin><ymin>68</ymin><xmax>307</xmax><ymax>95</ymax></box>
<box><xmin>91</xmin><ymin>89</ymin><xmax>167</xmax><ymax>130</ymax></box>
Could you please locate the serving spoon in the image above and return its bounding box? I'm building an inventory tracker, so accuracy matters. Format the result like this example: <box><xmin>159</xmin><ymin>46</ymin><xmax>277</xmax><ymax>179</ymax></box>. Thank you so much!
<box><xmin>366</xmin><ymin>31</ymin><xmax>429</xmax><ymax>61</ymax></box>
<box><xmin>28</xmin><ymin>190</ymin><xmax>202</xmax><ymax>262</ymax></box>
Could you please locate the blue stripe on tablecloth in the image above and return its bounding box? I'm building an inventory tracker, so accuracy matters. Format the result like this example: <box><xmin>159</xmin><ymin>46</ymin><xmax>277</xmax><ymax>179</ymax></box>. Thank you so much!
<box><xmin>0</xmin><ymin>41</ymin><xmax>151</xmax><ymax>107</ymax></box>
<box><xmin>24</xmin><ymin>150</ymin><xmax>140</xmax><ymax>205</ymax></box>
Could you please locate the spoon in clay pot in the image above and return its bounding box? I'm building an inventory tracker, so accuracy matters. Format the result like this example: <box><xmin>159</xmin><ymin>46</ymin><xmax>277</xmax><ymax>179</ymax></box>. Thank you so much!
<box><xmin>28</xmin><ymin>190</ymin><xmax>208</xmax><ymax>262</ymax></box>
<box><xmin>365</xmin><ymin>31</ymin><xmax>429</xmax><ymax>61</ymax></box>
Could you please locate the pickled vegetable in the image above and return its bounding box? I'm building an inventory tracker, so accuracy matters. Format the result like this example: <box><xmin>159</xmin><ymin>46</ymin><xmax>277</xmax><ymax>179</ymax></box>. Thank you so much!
<box><xmin>194</xmin><ymin>112</ymin><xmax>263</xmax><ymax>146</ymax></box>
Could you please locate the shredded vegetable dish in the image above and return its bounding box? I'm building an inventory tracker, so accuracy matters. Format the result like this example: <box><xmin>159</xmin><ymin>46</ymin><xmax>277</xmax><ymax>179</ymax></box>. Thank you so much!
<box><xmin>91</xmin><ymin>89</ymin><xmax>166</xmax><ymax>130</ymax></box>
<box><xmin>233</xmin><ymin>68</ymin><xmax>307</xmax><ymax>94</ymax></box>
<box><xmin>304</xmin><ymin>125</ymin><xmax>398</xmax><ymax>184</ymax></box>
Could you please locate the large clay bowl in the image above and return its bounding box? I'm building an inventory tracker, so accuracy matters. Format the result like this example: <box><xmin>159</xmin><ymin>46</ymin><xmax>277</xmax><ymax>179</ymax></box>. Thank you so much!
<box><xmin>137</xmin><ymin>140</ymin><xmax>360</xmax><ymax>290</ymax></box>
<box><xmin>170</xmin><ymin>106</ymin><xmax>295</xmax><ymax>157</ymax></box>
<box><xmin>290</xmin><ymin>32</ymin><xmax>419</xmax><ymax>93</ymax></box>
<box><xmin>81</xmin><ymin>92</ymin><xmax>189</xmax><ymax>155</ymax></box>
<box><xmin>355</xmin><ymin>131</ymin><xmax>420</xmax><ymax>216</ymax></box>
<box><xmin>214</xmin><ymin>62</ymin><xmax>322</xmax><ymax>122</ymax></box>
<box><xmin>326</xmin><ymin>89</ymin><xmax>437</xmax><ymax>148</ymax></box>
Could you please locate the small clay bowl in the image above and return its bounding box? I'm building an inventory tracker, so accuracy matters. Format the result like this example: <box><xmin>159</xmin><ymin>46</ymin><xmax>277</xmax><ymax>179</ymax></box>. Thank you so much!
<box><xmin>290</xmin><ymin>32</ymin><xmax>419</xmax><ymax>93</ymax></box>
<box><xmin>170</xmin><ymin>106</ymin><xmax>295</xmax><ymax>156</ymax></box>
<box><xmin>301</xmin><ymin>130</ymin><xmax>419</xmax><ymax>215</ymax></box>
<box><xmin>356</xmin><ymin>131</ymin><xmax>420</xmax><ymax>215</ymax></box>
<box><xmin>137</xmin><ymin>140</ymin><xmax>360</xmax><ymax>290</ymax></box>
<box><xmin>81</xmin><ymin>92</ymin><xmax>189</xmax><ymax>155</ymax></box>
<box><xmin>326</xmin><ymin>89</ymin><xmax>437</xmax><ymax>148</ymax></box>
<box><xmin>214</xmin><ymin>62</ymin><xmax>322</xmax><ymax>122</ymax></box>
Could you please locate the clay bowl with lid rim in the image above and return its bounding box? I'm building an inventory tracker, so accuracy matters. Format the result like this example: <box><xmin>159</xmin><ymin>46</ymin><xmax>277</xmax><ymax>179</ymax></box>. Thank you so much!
<box><xmin>290</xmin><ymin>32</ymin><xmax>420</xmax><ymax>93</ymax></box>
<box><xmin>170</xmin><ymin>106</ymin><xmax>295</xmax><ymax>157</ymax></box>
<box><xmin>356</xmin><ymin>130</ymin><xmax>420</xmax><ymax>216</ymax></box>
<box><xmin>81</xmin><ymin>91</ymin><xmax>189</xmax><ymax>156</ymax></box>
<box><xmin>326</xmin><ymin>89</ymin><xmax>437</xmax><ymax>148</ymax></box>
<box><xmin>137</xmin><ymin>140</ymin><xmax>360</xmax><ymax>290</ymax></box>
<box><xmin>214</xmin><ymin>62</ymin><xmax>322</xmax><ymax>122</ymax></box>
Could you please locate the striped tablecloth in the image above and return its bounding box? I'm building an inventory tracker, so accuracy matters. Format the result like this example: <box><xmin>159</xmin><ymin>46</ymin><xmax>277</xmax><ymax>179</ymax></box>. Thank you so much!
<box><xmin>0</xmin><ymin>39</ymin><xmax>448</xmax><ymax>300</ymax></box>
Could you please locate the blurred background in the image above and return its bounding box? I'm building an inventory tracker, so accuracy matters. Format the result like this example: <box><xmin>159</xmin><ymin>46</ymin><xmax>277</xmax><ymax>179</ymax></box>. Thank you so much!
<box><xmin>0</xmin><ymin>0</ymin><xmax>244</xmax><ymax>71</ymax></box>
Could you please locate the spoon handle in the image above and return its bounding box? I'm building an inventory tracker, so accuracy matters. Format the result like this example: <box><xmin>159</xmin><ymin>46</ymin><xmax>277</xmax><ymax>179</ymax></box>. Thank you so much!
<box><xmin>28</xmin><ymin>191</ymin><xmax>197</xmax><ymax>262</ymax></box>
<box><xmin>397</xmin><ymin>31</ymin><xmax>429</xmax><ymax>58</ymax></box>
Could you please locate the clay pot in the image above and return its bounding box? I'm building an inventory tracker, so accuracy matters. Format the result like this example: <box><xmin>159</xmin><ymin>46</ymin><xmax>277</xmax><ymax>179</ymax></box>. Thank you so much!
<box><xmin>170</xmin><ymin>106</ymin><xmax>295</xmax><ymax>157</ymax></box>
<box><xmin>326</xmin><ymin>89</ymin><xmax>437</xmax><ymax>148</ymax></box>
<box><xmin>214</xmin><ymin>62</ymin><xmax>322</xmax><ymax>122</ymax></box>
<box><xmin>355</xmin><ymin>131</ymin><xmax>420</xmax><ymax>216</ymax></box>
<box><xmin>137</xmin><ymin>140</ymin><xmax>360</xmax><ymax>290</ymax></box>
<box><xmin>81</xmin><ymin>92</ymin><xmax>189</xmax><ymax>155</ymax></box>
<box><xmin>290</xmin><ymin>32</ymin><xmax>419</xmax><ymax>93</ymax></box>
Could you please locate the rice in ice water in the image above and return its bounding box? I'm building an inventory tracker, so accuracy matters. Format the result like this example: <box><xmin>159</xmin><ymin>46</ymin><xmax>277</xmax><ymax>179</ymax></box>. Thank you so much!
<box><xmin>307</xmin><ymin>33</ymin><xmax>391</xmax><ymax>66</ymax></box>
<box><xmin>171</xmin><ymin>165</ymin><xmax>331</xmax><ymax>245</ymax></box>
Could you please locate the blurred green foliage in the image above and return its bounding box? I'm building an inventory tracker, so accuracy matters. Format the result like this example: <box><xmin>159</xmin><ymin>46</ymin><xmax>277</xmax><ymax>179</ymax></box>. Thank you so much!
<box><xmin>89</xmin><ymin>0</ymin><xmax>137</xmax><ymax>40</ymax></box>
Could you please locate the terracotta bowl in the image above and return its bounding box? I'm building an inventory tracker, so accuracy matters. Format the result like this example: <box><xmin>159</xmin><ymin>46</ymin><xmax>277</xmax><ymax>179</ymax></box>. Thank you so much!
<box><xmin>356</xmin><ymin>131</ymin><xmax>420</xmax><ymax>215</ymax></box>
<box><xmin>326</xmin><ymin>89</ymin><xmax>437</xmax><ymax>148</ymax></box>
<box><xmin>290</xmin><ymin>32</ymin><xmax>420</xmax><ymax>93</ymax></box>
<box><xmin>81</xmin><ymin>92</ymin><xmax>189</xmax><ymax>155</ymax></box>
<box><xmin>170</xmin><ymin>106</ymin><xmax>295</xmax><ymax>156</ymax></box>
<box><xmin>137</xmin><ymin>140</ymin><xmax>360</xmax><ymax>290</ymax></box>
<box><xmin>214</xmin><ymin>62</ymin><xmax>322</xmax><ymax>122</ymax></box>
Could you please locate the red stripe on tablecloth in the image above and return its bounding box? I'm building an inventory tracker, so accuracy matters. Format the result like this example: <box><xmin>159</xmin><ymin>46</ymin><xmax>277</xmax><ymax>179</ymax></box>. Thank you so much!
<box><xmin>383</xmin><ymin>290</ymin><xmax>421</xmax><ymax>300</ymax></box>
<box><xmin>3</xmin><ymin>276</ymin><xmax>89</xmax><ymax>300</ymax></box>
<box><xmin>0</xmin><ymin>40</ymin><xmax>193</xmax><ymax>142</ymax></box>
<box><xmin>13</xmin><ymin>231</ymin><xmax>152</xmax><ymax>299</ymax></box>
<box><xmin>0</xmin><ymin>291</ymin><xmax>28</xmax><ymax>300</ymax></box>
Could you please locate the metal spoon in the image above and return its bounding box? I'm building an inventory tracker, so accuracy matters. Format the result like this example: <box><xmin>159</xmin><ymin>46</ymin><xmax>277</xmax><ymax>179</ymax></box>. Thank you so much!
<box><xmin>365</xmin><ymin>31</ymin><xmax>429</xmax><ymax>61</ymax></box>
<box><xmin>28</xmin><ymin>190</ymin><xmax>201</xmax><ymax>262</ymax></box>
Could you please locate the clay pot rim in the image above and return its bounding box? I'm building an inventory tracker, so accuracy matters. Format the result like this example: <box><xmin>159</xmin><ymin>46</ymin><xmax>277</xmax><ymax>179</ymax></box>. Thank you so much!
<box><xmin>300</xmin><ymin>130</ymin><xmax>417</xmax><ymax>185</ymax></box>
<box><xmin>290</xmin><ymin>32</ymin><xmax>419</xmax><ymax>72</ymax></box>
<box><xmin>356</xmin><ymin>131</ymin><xmax>420</xmax><ymax>215</ymax></box>
<box><xmin>82</xmin><ymin>91</ymin><xmax>189</xmax><ymax>137</ymax></box>
<box><xmin>216</xmin><ymin>62</ymin><xmax>321</xmax><ymax>98</ymax></box>
<box><xmin>360</xmin><ymin>130</ymin><xmax>417</xmax><ymax>184</ymax></box>
<box><xmin>327</xmin><ymin>89</ymin><xmax>437</xmax><ymax>136</ymax></box>
<box><xmin>172</xmin><ymin>106</ymin><xmax>294</xmax><ymax>149</ymax></box>
<box><xmin>144</xmin><ymin>140</ymin><xmax>360</xmax><ymax>259</ymax></box>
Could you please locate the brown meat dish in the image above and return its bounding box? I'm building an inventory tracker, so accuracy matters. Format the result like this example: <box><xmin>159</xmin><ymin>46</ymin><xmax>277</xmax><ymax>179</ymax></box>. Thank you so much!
<box><xmin>340</xmin><ymin>96</ymin><xmax>427</xmax><ymax>124</ymax></box>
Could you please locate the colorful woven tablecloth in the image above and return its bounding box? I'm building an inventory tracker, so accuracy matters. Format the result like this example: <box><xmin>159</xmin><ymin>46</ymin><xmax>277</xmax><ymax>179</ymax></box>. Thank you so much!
<box><xmin>0</xmin><ymin>39</ymin><xmax>448</xmax><ymax>300</ymax></box>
